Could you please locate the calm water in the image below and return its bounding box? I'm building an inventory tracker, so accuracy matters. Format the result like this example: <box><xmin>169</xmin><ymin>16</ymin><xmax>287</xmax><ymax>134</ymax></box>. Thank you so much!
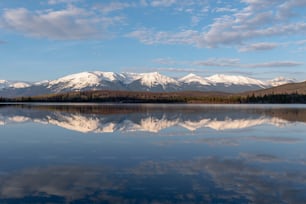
<box><xmin>1</xmin><ymin>103</ymin><xmax>306</xmax><ymax>204</ymax></box>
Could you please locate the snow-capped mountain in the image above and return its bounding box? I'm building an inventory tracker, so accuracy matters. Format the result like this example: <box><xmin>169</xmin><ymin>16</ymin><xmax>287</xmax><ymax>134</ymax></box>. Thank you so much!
<box><xmin>124</xmin><ymin>72</ymin><xmax>180</xmax><ymax>92</ymax></box>
<box><xmin>47</xmin><ymin>71</ymin><xmax>126</xmax><ymax>92</ymax></box>
<box><xmin>206</xmin><ymin>74</ymin><xmax>266</xmax><ymax>87</ymax></box>
<box><xmin>267</xmin><ymin>77</ymin><xmax>296</xmax><ymax>87</ymax></box>
<box><xmin>124</xmin><ymin>72</ymin><xmax>179</xmax><ymax>87</ymax></box>
<box><xmin>0</xmin><ymin>71</ymin><xmax>298</xmax><ymax>97</ymax></box>
<box><xmin>178</xmin><ymin>73</ymin><xmax>281</xmax><ymax>92</ymax></box>
<box><xmin>0</xmin><ymin>80</ymin><xmax>8</xmax><ymax>89</ymax></box>
<box><xmin>179</xmin><ymin>73</ymin><xmax>211</xmax><ymax>85</ymax></box>
<box><xmin>0</xmin><ymin>80</ymin><xmax>31</xmax><ymax>90</ymax></box>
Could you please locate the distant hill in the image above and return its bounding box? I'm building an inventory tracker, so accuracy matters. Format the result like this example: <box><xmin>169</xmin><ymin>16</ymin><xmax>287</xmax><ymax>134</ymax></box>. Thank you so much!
<box><xmin>245</xmin><ymin>81</ymin><xmax>306</xmax><ymax>96</ymax></box>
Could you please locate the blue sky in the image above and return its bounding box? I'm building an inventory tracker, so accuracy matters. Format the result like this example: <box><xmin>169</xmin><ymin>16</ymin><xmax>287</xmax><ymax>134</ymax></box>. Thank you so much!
<box><xmin>0</xmin><ymin>0</ymin><xmax>306</xmax><ymax>81</ymax></box>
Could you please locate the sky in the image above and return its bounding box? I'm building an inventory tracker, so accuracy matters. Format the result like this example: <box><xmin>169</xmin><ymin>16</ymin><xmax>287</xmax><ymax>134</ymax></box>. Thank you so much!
<box><xmin>0</xmin><ymin>0</ymin><xmax>306</xmax><ymax>82</ymax></box>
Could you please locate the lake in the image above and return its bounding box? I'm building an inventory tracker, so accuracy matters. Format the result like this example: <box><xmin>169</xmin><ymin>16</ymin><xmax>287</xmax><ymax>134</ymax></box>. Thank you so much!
<box><xmin>1</xmin><ymin>103</ymin><xmax>306</xmax><ymax>203</ymax></box>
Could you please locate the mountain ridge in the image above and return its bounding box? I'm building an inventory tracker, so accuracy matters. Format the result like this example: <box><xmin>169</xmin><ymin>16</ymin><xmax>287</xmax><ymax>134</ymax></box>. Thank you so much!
<box><xmin>246</xmin><ymin>81</ymin><xmax>306</xmax><ymax>96</ymax></box>
<box><xmin>0</xmin><ymin>71</ymin><xmax>298</xmax><ymax>98</ymax></box>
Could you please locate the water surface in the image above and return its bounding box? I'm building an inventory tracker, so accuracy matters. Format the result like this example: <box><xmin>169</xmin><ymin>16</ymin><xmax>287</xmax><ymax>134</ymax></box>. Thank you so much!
<box><xmin>0</xmin><ymin>103</ymin><xmax>306</xmax><ymax>203</ymax></box>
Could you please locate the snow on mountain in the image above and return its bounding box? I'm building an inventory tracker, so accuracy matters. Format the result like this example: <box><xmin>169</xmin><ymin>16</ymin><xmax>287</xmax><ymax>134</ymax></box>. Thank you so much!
<box><xmin>9</xmin><ymin>82</ymin><xmax>31</xmax><ymax>89</ymax></box>
<box><xmin>124</xmin><ymin>72</ymin><xmax>179</xmax><ymax>88</ymax></box>
<box><xmin>180</xmin><ymin>73</ymin><xmax>297</xmax><ymax>89</ymax></box>
<box><xmin>34</xmin><ymin>80</ymin><xmax>50</xmax><ymax>86</ymax></box>
<box><xmin>206</xmin><ymin>74</ymin><xmax>266</xmax><ymax>87</ymax></box>
<box><xmin>120</xmin><ymin>72</ymin><xmax>180</xmax><ymax>92</ymax></box>
<box><xmin>267</xmin><ymin>77</ymin><xmax>296</xmax><ymax>87</ymax></box>
<box><xmin>178</xmin><ymin>73</ymin><xmax>270</xmax><ymax>92</ymax></box>
<box><xmin>0</xmin><ymin>80</ymin><xmax>31</xmax><ymax>89</ymax></box>
<box><xmin>179</xmin><ymin>73</ymin><xmax>211</xmax><ymax>85</ymax></box>
<box><xmin>120</xmin><ymin>72</ymin><xmax>142</xmax><ymax>84</ymax></box>
<box><xmin>47</xmin><ymin>71</ymin><xmax>124</xmax><ymax>92</ymax></box>
<box><xmin>139</xmin><ymin>72</ymin><xmax>179</xmax><ymax>88</ymax></box>
<box><xmin>0</xmin><ymin>80</ymin><xmax>8</xmax><ymax>89</ymax></box>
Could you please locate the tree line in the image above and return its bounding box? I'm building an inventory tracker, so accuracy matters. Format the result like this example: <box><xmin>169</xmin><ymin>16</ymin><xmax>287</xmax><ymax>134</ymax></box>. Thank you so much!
<box><xmin>1</xmin><ymin>91</ymin><xmax>306</xmax><ymax>104</ymax></box>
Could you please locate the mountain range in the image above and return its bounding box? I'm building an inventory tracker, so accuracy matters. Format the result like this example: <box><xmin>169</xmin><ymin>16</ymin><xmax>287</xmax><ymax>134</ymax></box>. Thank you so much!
<box><xmin>0</xmin><ymin>71</ymin><xmax>297</xmax><ymax>97</ymax></box>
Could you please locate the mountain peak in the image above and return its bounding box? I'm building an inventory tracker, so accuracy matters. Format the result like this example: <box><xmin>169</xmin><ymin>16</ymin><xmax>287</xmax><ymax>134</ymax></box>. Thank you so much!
<box><xmin>0</xmin><ymin>80</ymin><xmax>8</xmax><ymax>89</ymax></box>
<box><xmin>129</xmin><ymin>72</ymin><xmax>179</xmax><ymax>88</ymax></box>
<box><xmin>0</xmin><ymin>80</ymin><xmax>8</xmax><ymax>83</ymax></box>
<box><xmin>92</xmin><ymin>71</ymin><xmax>122</xmax><ymax>81</ymax></box>
<box><xmin>48</xmin><ymin>72</ymin><xmax>102</xmax><ymax>91</ymax></box>
<box><xmin>179</xmin><ymin>73</ymin><xmax>211</xmax><ymax>85</ymax></box>
<box><xmin>207</xmin><ymin>74</ymin><xmax>266</xmax><ymax>87</ymax></box>
<box><xmin>0</xmin><ymin>80</ymin><xmax>31</xmax><ymax>90</ymax></box>
<box><xmin>47</xmin><ymin>71</ymin><xmax>124</xmax><ymax>91</ymax></box>
<box><xmin>268</xmin><ymin>76</ymin><xmax>296</xmax><ymax>87</ymax></box>
<box><xmin>184</xmin><ymin>73</ymin><xmax>197</xmax><ymax>77</ymax></box>
<box><xmin>9</xmin><ymin>82</ymin><xmax>31</xmax><ymax>89</ymax></box>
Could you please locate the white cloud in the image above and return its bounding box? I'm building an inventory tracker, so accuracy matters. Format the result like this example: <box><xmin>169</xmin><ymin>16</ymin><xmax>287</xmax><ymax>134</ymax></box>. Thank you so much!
<box><xmin>214</xmin><ymin>7</ymin><xmax>237</xmax><ymax>13</ymax></box>
<box><xmin>194</xmin><ymin>58</ymin><xmax>240</xmax><ymax>67</ymax></box>
<box><xmin>153</xmin><ymin>57</ymin><xmax>303</xmax><ymax>68</ymax></box>
<box><xmin>150</xmin><ymin>0</ymin><xmax>176</xmax><ymax>7</ymax></box>
<box><xmin>278</xmin><ymin>0</ymin><xmax>306</xmax><ymax>18</ymax></box>
<box><xmin>128</xmin><ymin>0</ymin><xmax>306</xmax><ymax>49</ymax></box>
<box><xmin>0</xmin><ymin>6</ymin><xmax>123</xmax><ymax>40</ymax></box>
<box><xmin>94</xmin><ymin>2</ymin><xmax>132</xmax><ymax>14</ymax></box>
<box><xmin>297</xmin><ymin>39</ymin><xmax>306</xmax><ymax>45</ymax></box>
<box><xmin>153</xmin><ymin>58</ymin><xmax>177</xmax><ymax>65</ymax></box>
<box><xmin>127</xmin><ymin>28</ymin><xmax>200</xmax><ymax>45</ymax></box>
<box><xmin>195</xmin><ymin>59</ymin><xmax>303</xmax><ymax>68</ymax></box>
<box><xmin>191</xmin><ymin>16</ymin><xmax>200</xmax><ymax>26</ymax></box>
<box><xmin>244</xmin><ymin>61</ymin><xmax>303</xmax><ymax>68</ymax></box>
<box><xmin>139</xmin><ymin>0</ymin><xmax>149</xmax><ymax>7</ymax></box>
<box><xmin>239</xmin><ymin>42</ymin><xmax>278</xmax><ymax>52</ymax></box>
<box><xmin>47</xmin><ymin>0</ymin><xmax>81</xmax><ymax>5</ymax></box>
<box><xmin>152</xmin><ymin>67</ymin><xmax>204</xmax><ymax>73</ymax></box>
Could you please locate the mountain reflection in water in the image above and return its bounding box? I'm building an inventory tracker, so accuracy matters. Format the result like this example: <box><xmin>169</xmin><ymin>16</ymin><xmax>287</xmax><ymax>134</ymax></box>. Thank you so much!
<box><xmin>1</xmin><ymin>104</ymin><xmax>306</xmax><ymax>133</ymax></box>
<box><xmin>0</xmin><ymin>104</ymin><xmax>306</xmax><ymax>203</ymax></box>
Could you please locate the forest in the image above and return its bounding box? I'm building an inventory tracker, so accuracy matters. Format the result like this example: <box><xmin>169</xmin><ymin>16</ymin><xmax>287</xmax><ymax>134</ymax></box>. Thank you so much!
<box><xmin>1</xmin><ymin>90</ymin><xmax>306</xmax><ymax>104</ymax></box>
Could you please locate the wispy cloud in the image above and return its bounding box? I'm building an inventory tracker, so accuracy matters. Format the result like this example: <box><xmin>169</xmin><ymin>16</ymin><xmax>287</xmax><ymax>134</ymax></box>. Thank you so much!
<box><xmin>296</xmin><ymin>39</ymin><xmax>306</xmax><ymax>45</ymax></box>
<box><xmin>278</xmin><ymin>0</ymin><xmax>306</xmax><ymax>18</ymax></box>
<box><xmin>150</xmin><ymin>0</ymin><xmax>177</xmax><ymax>7</ymax></box>
<box><xmin>128</xmin><ymin>21</ymin><xmax>306</xmax><ymax>49</ymax></box>
<box><xmin>153</xmin><ymin>58</ymin><xmax>177</xmax><ymax>65</ymax></box>
<box><xmin>47</xmin><ymin>0</ymin><xmax>82</xmax><ymax>5</ymax></box>
<box><xmin>0</xmin><ymin>5</ymin><xmax>124</xmax><ymax>40</ymax></box>
<box><xmin>196</xmin><ymin>59</ymin><xmax>303</xmax><ymax>68</ymax></box>
<box><xmin>127</xmin><ymin>28</ymin><xmax>200</xmax><ymax>45</ymax></box>
<box><xmin>152</xmin><ymin>67</ymin><xmax>204</xmax><ymax>73</ymax></box>
<box><xmin>214</xmin><ymin>7</ymin><xmax>238</xmax><ymax>13</ymax></box>
<box><xmin>239</xmin><ymin>42</ymin><xmax>279</xmax><ymax>52</ymax></box>
<box><xmin>154</xmin><ymin>58</ymin><xmax>303</xmax><ymax>68</ymax></box>
<box><xmin>93</xmin><ymin>2</ymin><xmax>132</xmax><ymax>14</ymax></box>
<box><xmin>244</xmin><ymin>61</ymin><xmax>303</xmax><ymax>68</ymax></box>
<box><xmin>194</xmin><ymin>58</ymin><xmax>240</xmax><ymax>67</ymax></box>
<box><xmin>127</xmin><ymin>0</ymin><xmax>306</xmax><ymax>49</ymax></box>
